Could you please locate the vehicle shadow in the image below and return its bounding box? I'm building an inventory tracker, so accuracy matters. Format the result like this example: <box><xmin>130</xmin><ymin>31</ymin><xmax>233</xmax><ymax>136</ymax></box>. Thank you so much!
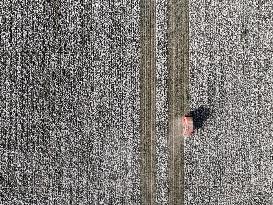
<box><xmin>188</xmin><ymin>106</ymin><xmax>211</xmax><ymax>130</ymax></box>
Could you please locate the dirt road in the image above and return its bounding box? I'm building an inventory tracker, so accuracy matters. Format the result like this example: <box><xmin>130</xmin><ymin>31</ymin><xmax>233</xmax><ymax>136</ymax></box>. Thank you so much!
<box><xmin>140</xmin><ymin>0</ymin><xmax>189</xmax><ymax>204</ymax></box>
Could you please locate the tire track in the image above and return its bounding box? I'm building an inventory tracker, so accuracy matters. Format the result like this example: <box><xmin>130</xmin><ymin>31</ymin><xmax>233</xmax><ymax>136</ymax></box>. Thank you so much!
<box><xmin>167</xmin><ymin>0</ymin><xmax>189</xmax><ymax>204</ymax></box>
<box><xmin>140</xmin><ymin>1</ymin><xmax>156</xmax><ymax>204</ymax></box>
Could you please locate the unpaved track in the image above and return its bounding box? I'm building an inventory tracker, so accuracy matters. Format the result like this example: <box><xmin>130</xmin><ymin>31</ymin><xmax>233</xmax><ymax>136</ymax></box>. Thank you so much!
<box><xmin>140</xmin><ymin>0</ymin><xmax>189</xmax><ymax>204</ymax></box>
<box><xmin>140</xmin><ymin>1</ymin><xmax>156</xmax><ymax>204</ymax></box>
<box><xmin>167</xmin><ymin>0</ymin><xmax>189</xmax><ymax>204</ymax></box>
